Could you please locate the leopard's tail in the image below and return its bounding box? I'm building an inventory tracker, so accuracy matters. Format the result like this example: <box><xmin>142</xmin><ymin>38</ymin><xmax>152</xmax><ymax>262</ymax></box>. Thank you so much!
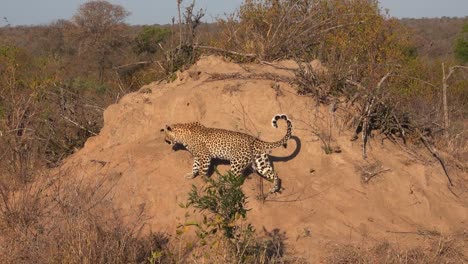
<box><xmin>255</xmin><ymin>114</ymin><xmax>292</xmax><ymax>150</ymax></box>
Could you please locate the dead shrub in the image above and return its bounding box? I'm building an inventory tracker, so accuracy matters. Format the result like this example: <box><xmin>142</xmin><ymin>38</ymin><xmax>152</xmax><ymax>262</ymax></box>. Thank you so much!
<box><xmin>215</xmin><ymin>0</ymin><xmax>326</xmax><ymax>60</ymax></box>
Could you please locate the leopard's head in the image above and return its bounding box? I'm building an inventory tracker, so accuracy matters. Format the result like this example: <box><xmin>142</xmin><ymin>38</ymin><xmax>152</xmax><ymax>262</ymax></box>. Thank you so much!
<box><xmin>160</xmin><ymin>122</ymin><xmax>202</xmax><ymax>146</ymax></box>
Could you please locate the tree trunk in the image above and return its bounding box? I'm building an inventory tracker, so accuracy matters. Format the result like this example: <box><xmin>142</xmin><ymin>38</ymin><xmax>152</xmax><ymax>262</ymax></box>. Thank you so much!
<box><xmin>177</xmin><ymin>0</ymin><xmax>182</xmax><ymax>48</ymax></box>
<box><xmin>442</xmin><ymin>63</ymin><xmax>449</xmax><ymax>133</ymax></box>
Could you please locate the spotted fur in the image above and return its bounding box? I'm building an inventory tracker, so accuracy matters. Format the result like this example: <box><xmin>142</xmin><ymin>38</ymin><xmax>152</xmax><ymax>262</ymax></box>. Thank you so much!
<box><xmin>162</xmin><ymin>114</ymin><xmax>292</xmax><ymax>193</ymax></box>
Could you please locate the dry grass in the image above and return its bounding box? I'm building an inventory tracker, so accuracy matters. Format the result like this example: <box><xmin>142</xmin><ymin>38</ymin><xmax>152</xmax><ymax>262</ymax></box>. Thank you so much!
<box><xmin>326</xmin><ymin>235</ymin><xmax>467</xmax><ymax>264</ymax></box>
<box><xmin>0</xmin><ymin>171</ymin><xmax>170</xmax><ymax>264</ymax></box>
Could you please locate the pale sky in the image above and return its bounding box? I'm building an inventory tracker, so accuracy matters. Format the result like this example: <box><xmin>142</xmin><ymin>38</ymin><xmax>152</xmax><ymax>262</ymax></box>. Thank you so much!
<box><xmin>0</xmin><ymin>0</ymin><xmax>467</xmax><ymax>26</ymax></box>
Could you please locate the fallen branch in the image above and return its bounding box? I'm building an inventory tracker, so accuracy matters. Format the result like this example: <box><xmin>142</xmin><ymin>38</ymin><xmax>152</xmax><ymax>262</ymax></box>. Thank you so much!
<box><xmin>206</xmin><ymin>72</ymin><xmax>292</xmax><ymax>83</ymax></box>
<box><xmin>345</xmin><ymin>79</ymin><xmax>366</xmax><ymax>90</ymax></box>
<box><xmin>113</xmin><ymin>61</ymin><xmax>153</xmax><ymax>70</ymax></box>
<box><xmin>259</xmin><ymin>60</ymin><xmax>297</xmax><ymax>71</ymax></box>
<box><xmin>193</xmin><ymin>45</ymin><xmax>257</xmax><ymax>58</ymax></box>
<box><xmin>386</xmin><ymin>229</ymin><xmax>441</xmax><ymax>236</ymax></box>
<box><xmin>418</xmin><ymin>131</ymin><xmax>453</xmax><ymax>186</ymax></box>
<box><xmin>90</xmin><ymin>159</ymin><xmax>107</xmax><ymax>166</ymax></box>
<box><xmin>391</xmin><ymin>137</ymin><xmax>429</xmax><ymax>163</ymax></box>
<box><xmin>61</xmin><ymin>115</ymin><xmax>97</xmax><ymax>136</ymax></box>
<box><xmin>362</xmin><ymin>168</ymin><xmax>391</xmax><ymax>183</ymax></box>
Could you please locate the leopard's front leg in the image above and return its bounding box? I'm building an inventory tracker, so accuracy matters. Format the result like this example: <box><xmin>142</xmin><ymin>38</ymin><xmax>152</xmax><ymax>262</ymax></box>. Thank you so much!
<box><xmin>185</xmin><ymin>155</ymin><xmax>211</xmax><ymax>178</ymax></box>
<box><xmin>184</xmin><ymin>157</ymin><xmax>200</xmax><ymax>179</ymax></box>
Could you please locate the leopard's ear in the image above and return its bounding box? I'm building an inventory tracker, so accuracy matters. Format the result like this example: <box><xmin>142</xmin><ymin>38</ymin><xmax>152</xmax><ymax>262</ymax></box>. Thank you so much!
<box><xmin>160</xmin><ymin>128</ymin><xmax>165</xmax><ymax>132</ymax></box>
<box><xmin>166</xmin><ymin>125</ymin><xmax>172</xmax><ymax>131</ymax></box>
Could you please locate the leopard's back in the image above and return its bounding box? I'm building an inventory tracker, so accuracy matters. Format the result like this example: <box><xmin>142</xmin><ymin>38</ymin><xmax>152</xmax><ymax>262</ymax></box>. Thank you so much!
<box><xmin>200</xmin><ymin>128</ymin><xmax>255</xmax><ymax>160</ymax></box>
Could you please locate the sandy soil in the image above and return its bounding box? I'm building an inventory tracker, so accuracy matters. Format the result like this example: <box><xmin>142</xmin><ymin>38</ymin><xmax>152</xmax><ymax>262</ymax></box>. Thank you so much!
<box><xmin>59</xmin><ymin>55</ymin><xmax>467</xmax><ymax>261</ymax></box>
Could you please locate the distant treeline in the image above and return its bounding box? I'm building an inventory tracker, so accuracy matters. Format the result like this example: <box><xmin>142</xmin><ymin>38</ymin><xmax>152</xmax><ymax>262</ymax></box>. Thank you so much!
<box><xmin>401</xmin><ymin>17</ymin><xmax>468</xmax><ymax>59</ymax></box>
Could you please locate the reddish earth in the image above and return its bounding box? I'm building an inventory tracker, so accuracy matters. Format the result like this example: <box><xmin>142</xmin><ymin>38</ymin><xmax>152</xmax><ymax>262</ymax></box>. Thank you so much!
<box><xmin>59</xmin><ymin>56</ymin><xmax>467</xmax><ymax>261</ymax></box>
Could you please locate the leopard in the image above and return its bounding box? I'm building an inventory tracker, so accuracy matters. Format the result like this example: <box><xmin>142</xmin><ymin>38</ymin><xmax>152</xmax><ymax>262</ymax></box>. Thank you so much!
<box><xmin>161</xmin><ymin>114</ymin><xmax>292</xmax><ymax>193</ymax></box>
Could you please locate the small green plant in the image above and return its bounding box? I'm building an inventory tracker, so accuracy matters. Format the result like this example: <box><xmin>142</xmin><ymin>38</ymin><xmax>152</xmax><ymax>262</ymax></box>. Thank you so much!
<box><xmin>147</xmin><ymin>250</ymin><xmax>164</xmax><ymax>264</ymax></box>
<box><xmin>322</xmin><ymin>144</ymin><xmax>334</xmax><ymax>154</ymax></box>
<box><xmin>178</xmin><ymin>171</ymin><xmax>292</xmax><ymax>263</ymax></box>
<box><xmin>186</xmin><ymin>171</ymin><xmax>249</xmax><ymax>239</ymax></box>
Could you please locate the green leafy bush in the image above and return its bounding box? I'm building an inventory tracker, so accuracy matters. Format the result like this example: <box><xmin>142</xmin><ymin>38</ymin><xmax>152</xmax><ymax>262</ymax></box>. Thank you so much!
<box><xmin>454</xmin><ymin>23</ymin><xmax>468</xmax><ymax>64</ymax></box>
<box><xmin>134</xmin><ymin>26</ymin><xmax>171</xmax><ymax>55</ymax></box>
<box><xmin>179</xmin><ymin>171</ymin><xmax>292</xmax><ymax>263</ymax></box>
<box><xmin>187</xmin><ymin>171</ymin><xmax>248</xmax><ymax>239</ymax></box>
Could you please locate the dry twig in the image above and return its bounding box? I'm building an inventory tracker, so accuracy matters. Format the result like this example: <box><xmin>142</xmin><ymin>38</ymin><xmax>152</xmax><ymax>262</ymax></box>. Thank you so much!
<box><xmin>362</xmin><ymin>168</ymin><xmax>391</xmax><ymax>183</ymax></box>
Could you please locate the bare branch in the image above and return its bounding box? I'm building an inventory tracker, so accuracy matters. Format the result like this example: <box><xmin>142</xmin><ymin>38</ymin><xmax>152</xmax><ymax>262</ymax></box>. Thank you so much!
<box><xmin>193</xmin><ymin>45</ymin><xmax>257</xmax><ymax>58</ymax></box>
<box><xmin>390</xmin><ymin>74</ymin><xmax>438</xmax><ymax>89</ymax></box>
<box><xmin>418</xmin><ymin>131</ymin><xmax>454</xmax><ymax>186</ymax></box>
<box><xmin>61</xmin><ymin>115</ymin><xmax>97</xmax><ymax>136</ymax></box>
<box><xmin>376</xmin><ymin>72</ymin><xmax>392</xmax><ymax>91</ymax></box>
<box><xmin>346</xmin><ymin>79</ymin><xmax>366</xmax><ymax>90</ymax></box>
<box><xmin>320</xmin><ymin>20</ymin><xmax>366</xmax><ymax>34</ymax></box>
<box><xmin>113</xmin><ymin>61</ymin><xmax>153</xmax><ymax>70</ymax></box>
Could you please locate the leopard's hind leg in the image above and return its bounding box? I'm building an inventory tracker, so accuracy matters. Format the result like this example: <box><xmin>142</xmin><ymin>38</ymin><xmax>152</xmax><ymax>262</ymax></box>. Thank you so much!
<box><xmin>228</xmin><ymin>156</ymin><xmax>251</xmax><ymax>177</ymax></box>
<box><xmin>254</xmin><ymin>153</ymin><xmax>281</xmax><ymax>193</ymax></box>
